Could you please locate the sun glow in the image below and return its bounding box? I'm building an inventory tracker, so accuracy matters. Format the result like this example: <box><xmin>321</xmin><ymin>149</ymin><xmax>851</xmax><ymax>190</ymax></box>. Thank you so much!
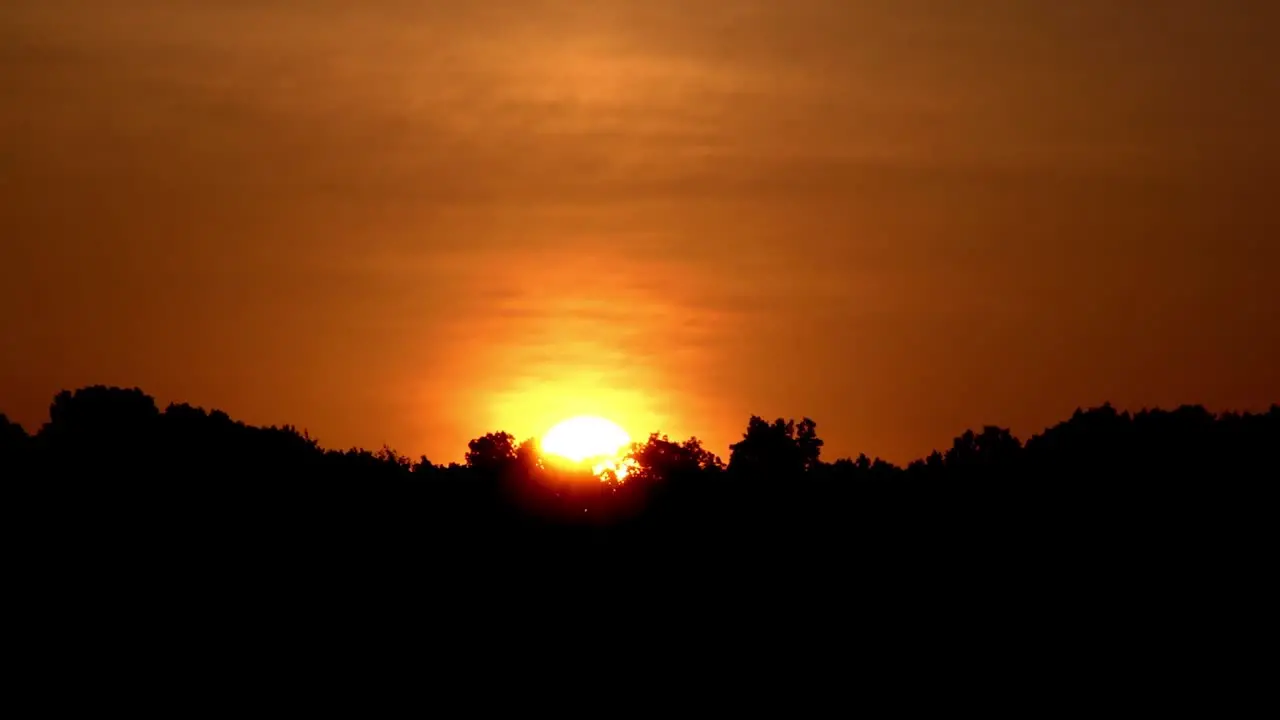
<box><xmin>541</xmin><ymin>416</ymin><xmax>634</xmax><ymax>480</ymax></box>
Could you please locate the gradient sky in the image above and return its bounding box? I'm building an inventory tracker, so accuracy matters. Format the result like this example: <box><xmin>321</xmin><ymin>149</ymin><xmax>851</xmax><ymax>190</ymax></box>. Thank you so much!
<box><xmin>3</xmin><ymin>1</ymin><xmax>1277</xmax><ymax>464</ymax></box>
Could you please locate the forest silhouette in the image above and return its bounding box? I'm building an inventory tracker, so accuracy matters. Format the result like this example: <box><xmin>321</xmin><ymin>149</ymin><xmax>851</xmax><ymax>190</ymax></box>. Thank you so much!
<box><xmin>5</xmin><ymin>386</ymin><xmax>1274</xmax><ymax>555</ymax></box>
<box><xmin>6</xmin><ymin>382</ymin><xmax>1275</xmax><ymax>655</ymax></box>
<box><xmin>7</xmin><ymin>383</ymin><xmax>1268</xmax><ymax>709</ymax></box>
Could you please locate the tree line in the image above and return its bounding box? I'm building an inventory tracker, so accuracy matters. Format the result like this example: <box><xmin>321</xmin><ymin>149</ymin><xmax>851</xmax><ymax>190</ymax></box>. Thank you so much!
<box><xmin>4</xmin><ymin>385</ymin><xmax>1273</xmax><ymax>535</ymax></box>
<box><xmin>6</xmin><ymin>384</ymin><xmax>1273</xmax><ymax>631</ymax></box>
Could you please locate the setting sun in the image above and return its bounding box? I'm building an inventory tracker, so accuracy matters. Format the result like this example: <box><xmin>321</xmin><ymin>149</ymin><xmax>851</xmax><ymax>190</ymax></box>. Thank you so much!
<box><xmin>541</xmin><ymin>416</ymin><xmax>633</xmax><ymax>478</ymax></box>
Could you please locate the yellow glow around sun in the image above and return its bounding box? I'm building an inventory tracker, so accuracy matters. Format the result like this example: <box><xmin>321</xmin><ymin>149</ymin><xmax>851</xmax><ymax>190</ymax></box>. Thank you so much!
<box><xmin>541</xmin><ymin>416</ymin><xmax>634</xmax><ymax>479</ymax></box>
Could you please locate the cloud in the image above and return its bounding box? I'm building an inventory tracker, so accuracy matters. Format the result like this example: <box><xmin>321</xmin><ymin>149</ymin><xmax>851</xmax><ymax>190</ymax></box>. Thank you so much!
<box><xmin>3</xmin><ymin>0</ymin><xmax>1277</xmax><ymax>463</ymax></box>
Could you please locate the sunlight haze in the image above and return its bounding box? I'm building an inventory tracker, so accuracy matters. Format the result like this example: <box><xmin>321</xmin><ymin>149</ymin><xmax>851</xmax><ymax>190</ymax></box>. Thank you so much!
<box><xmin>2</xmin><ymin>1</ymin><xmax>1277</xmax><ymax>464</ymax></box>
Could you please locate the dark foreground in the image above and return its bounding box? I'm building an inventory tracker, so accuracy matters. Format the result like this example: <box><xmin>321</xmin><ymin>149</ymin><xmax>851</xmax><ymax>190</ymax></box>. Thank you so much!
<box><xmin>4</xmin><ymin>387</ymin><xmax>1274</xmax><ymax>665</ymax></box>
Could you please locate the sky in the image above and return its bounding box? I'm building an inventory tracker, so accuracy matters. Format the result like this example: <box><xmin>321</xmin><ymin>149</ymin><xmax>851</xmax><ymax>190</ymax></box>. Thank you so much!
<box><xmin>2</xmin><ymin>0</ymin><xmax>1277</xmax><ymax>464</ymax></box>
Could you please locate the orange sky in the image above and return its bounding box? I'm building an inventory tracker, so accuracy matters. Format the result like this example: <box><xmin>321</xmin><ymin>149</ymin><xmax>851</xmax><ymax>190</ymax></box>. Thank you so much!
<box><xmin>2</xmin><ymin>1</ymin><xmax>1277</xmax><ymax>464</ymax></box>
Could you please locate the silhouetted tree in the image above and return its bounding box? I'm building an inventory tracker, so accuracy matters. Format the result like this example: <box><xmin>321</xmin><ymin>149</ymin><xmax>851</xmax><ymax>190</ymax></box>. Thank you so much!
<box><xmin>944</xmin><ymin>426</ymin><xmax>1022</xmax><ymax>477</ymax></box>
<box><xmin>465</xmin><ymin>432</ymin><xmax>517</xmax><ymax>472</ymax></box>
<box><xmin>629</xmin><ymin>433</ymin><xmax>723</xmax><ymax>486</ymax></box>
<box><xmin>727</xmin><ymin>416</ymin><xmax>823</xmax><ymax>479</ymax></box>
<box><xmin>0</xmin><ymin>413</ymin><xmax>30</xmax><ymax>474</ymax></box>
<box><xmin>0</xmin><ymin>413</ymin><xmax>27</xmax><ymax>449</ymax></box>
<box><xmin>795</xmin><ymin>418</ymin><xmax>824</xmax><ymax>472</ymax></box>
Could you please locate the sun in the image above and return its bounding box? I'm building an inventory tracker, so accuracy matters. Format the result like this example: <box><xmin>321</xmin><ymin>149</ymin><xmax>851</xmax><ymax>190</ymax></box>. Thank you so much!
<box><xmin>541</xmin><ymin>416</ymin><xmax>633</xmax><ymax>479</ymax></box>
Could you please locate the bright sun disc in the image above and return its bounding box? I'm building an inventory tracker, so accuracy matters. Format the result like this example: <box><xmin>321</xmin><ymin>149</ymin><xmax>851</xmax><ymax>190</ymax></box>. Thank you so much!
<box><xmin>541</xmin><ymin>416</ymin><xmax>631</xmax><ymax>468</ymax></box>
